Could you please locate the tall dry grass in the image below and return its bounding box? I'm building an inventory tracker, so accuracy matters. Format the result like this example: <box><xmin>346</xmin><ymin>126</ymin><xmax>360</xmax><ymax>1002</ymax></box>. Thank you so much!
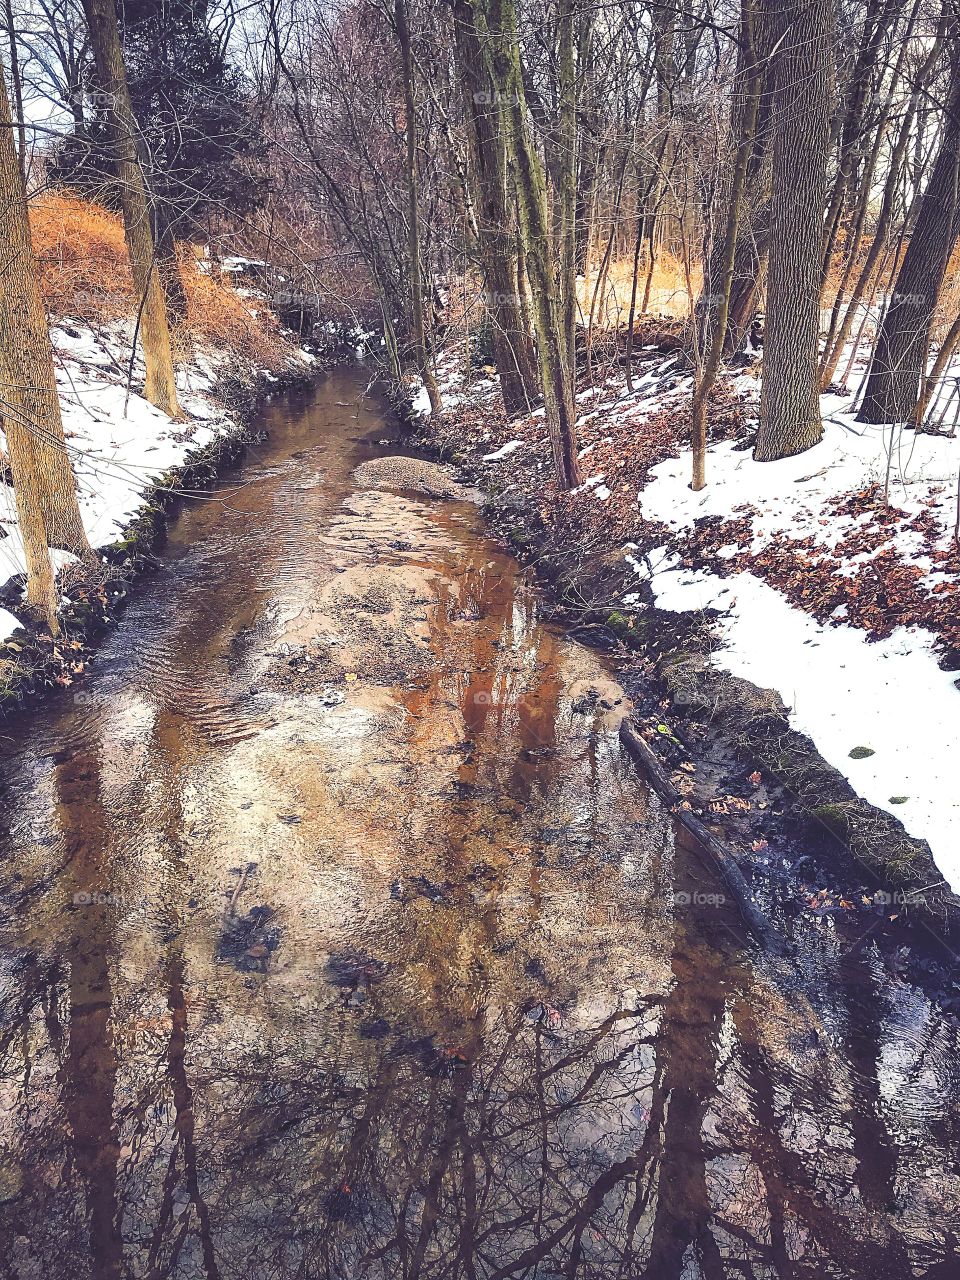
<box><xmin>29</xmin><ymin>190</ymin><xmax>292</xmax><ymax>370</ymax></box>
<box><xmin>575</xmin><ymin>251</ymin><xmax>697</xmax><ymax>329</ymax></box>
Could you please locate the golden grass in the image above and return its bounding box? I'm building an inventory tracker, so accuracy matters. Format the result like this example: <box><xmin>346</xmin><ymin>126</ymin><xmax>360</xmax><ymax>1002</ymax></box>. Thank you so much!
<box><xmin>31</xmin><ymin>190</ymin><xmax>132</xmax><ymax>322</ymax></box>
<box><xmin>575</xmin><ymin>251</ymin><xmax>697</xmax><ymax>328</ymax></box>
<box><xmin>30</xmin><ymin>190</ymin><xmax>291</xmax><ymax>370</ymax></box>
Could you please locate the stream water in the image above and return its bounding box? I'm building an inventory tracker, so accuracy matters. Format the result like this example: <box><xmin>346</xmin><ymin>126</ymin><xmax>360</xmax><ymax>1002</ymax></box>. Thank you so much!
<box><xmin>0</xmin><ymin>366</ymin><xmax>957</xmax><ymax>1279</ymax></box>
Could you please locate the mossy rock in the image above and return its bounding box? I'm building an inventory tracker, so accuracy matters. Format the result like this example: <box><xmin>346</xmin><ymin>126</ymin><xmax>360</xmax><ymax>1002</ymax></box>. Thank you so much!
<box><xmin>849</xmin><ymin>745</ymin><xmax>875</xmax><ymax>760</ymax></box>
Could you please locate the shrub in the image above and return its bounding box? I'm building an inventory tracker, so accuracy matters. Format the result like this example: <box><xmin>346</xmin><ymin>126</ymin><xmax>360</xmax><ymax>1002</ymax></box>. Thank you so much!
<box><xmin>29</xmin><ymin>190</ymin><xmax>293</xmax><ymax>372</ymax></box>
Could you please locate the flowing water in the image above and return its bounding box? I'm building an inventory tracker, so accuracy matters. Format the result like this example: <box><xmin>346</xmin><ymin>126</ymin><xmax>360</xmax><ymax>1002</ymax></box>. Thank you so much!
<box><xmin>0</xmin><ymin>366</ymin><xmax>957</xmax><ymax>1279</ymax></box>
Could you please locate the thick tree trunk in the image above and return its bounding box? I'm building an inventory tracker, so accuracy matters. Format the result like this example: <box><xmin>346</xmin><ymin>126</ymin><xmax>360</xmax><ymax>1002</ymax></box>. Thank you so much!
<box><xmin>858</xmin><ymin>52</ymin><xmax>960</xmax><ymax>425</ymax></box>
<box><xmin>755</xmin><ymin>0</ymin><xmax>834</xmax><ymax>462</ymax></box>
<box><xmin>472</xmin><ymin>0</ymin><xmax>581</xmax><ymax>488</ymax></box>
<box><xmin>452</xmin><ymin>0</ymin><xmax>538</xmax><ymax>416</ymax></box>
<box><xmin>81</xmin><ymin>0</ymin><xmax>181</xmax><ymax>418</ymax></box>
<box><xmin>0</xmin><ymin>62</ymin><xmax>98</xmax><ymax>632</ymax></box>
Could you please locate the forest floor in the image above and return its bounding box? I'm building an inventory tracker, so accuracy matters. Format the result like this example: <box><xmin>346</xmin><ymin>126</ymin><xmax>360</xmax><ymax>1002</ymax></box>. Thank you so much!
<box><xmin>411</xmin><ymin>335</ymin><xmax>960</xmax><ymax>936</ymax></box>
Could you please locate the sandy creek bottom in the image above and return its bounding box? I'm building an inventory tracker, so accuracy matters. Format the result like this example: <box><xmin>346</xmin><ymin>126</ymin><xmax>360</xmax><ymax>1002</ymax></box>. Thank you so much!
<box><xmin>0</xmin><ymin>365</ymin><xmax>956</xmax><ymax>1279</ymax></box>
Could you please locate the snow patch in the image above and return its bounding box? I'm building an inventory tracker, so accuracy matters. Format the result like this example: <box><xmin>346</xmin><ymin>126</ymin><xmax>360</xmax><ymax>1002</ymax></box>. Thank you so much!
<box><xmin>644</xmin><ymin>558</ymin><xmax>960</xmax><ymax>890</ymax></box>
<box><xmin>482</xmin><ymin>440</ymin><xmax>524</xmax><ymax>462</ymax></box>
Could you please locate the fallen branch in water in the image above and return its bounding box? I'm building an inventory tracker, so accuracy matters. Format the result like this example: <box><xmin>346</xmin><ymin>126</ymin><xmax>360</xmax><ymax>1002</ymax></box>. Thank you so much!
<box><xmin>619</xmin><ymin>717</ymin><xmax>786</xmax><ymax>953</ymax></box>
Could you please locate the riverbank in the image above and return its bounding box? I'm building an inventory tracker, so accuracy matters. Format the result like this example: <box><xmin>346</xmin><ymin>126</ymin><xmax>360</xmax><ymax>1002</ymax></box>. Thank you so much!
<box><xmin>406</xmin><ymin>344</ymin><xmax>960</xmax><ymax>939</ymax></box>
<box><xmin>0</xmin><ymin>319</ymin><xmax>318</xmax><ymax>711</ymax></box>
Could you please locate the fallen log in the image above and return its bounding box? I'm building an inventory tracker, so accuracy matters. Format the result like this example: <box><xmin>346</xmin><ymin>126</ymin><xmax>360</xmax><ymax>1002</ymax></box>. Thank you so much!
<box><xmin>619</xmin><ymin>717</ymin><xmax>786</xmax><ymax>953</ymax></box>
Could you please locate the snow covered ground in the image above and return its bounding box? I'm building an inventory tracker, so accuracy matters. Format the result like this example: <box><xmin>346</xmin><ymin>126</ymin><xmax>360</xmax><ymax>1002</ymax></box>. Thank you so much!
<box><xmin>437</xmin><ymin>346</ymin><xmax>960</xmax><ymax>890</ymax></box>
<box><xmin>634</xmin><ymin>387</ymin><xmax>960</xmax><ymax>891</ymax></box>
<box><xmin>0</xmin><ymin>321</ymin><xmax>311</xmax><ymax>642</ymax></box>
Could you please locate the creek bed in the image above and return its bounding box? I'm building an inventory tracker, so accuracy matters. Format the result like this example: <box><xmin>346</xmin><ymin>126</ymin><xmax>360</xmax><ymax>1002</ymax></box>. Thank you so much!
<box><xmin>0</xmin><ymin>366</ymin><xmax>955</xmax><ymax>1278</ymax></box>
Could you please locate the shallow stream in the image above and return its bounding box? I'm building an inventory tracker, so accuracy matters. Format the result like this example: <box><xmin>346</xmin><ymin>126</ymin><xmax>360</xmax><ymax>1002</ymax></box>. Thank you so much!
<box><xmin>0</xmin><ymin>366</ymin><xmax>956</xmax><ymax>1278</ymax></box>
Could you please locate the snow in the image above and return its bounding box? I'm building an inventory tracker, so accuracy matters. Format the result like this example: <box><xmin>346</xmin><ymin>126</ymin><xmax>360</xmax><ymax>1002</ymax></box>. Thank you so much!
<box><xmin>482</xmin><ymin>439</ymin><xmax>524</xmax><ymax>462</ymax></box>
<box><xmin>645</xmin><ymin>558</ymin><xmax>959</xmax><ymax>887</ymax></box>
<box><xmin>640</xmin><ymin>395</ymin><xmax>960</xmax><ymax>560</ymax></box>
<box><xmin>410</xmin><ymin>382</ymin><xmax>433</xmax><ymax>417</ymax></box>
<box><xmin>0</xmin><ymin>321</ymin><xmax>252</xmax><ymax>602</ymax></box>
<box><xmin>0</xmin><ymin>608</ymin><xmax>20</xmax><ymax>643</ymax></box>
<box><xmin>634</xmin><ymin>390</ymin><xmax>960</xmax><ymax>890</ymax></box>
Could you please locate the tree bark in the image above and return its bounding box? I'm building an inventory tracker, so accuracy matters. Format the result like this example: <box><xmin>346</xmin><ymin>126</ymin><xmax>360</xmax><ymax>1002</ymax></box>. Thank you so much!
<box><xmin>81</xmin><ymin>0</ymin><xmax>181</xmax><ymax>418</ymax></box>
<box><xmin>395</xmin><ymin>0</ymin><xmax>441</xmax><ymax>414</ymax></box>
<box><xmin>755</xmin><ymin>0</ymin><xmax>834</xmax><ymax>462</ymax></box>
<box><xmin>471</xmin><ymin>0</ymin><xmax>581</xmax><ymax>488</ymax></box>
<box><xmin>452</xmin><ymin>0</ymin><xmax>538</xmax><ymax>416</ymax></box>
<box><xmin>0</xmin><ymin>60</ymin><xmax>98</xmax><ymax>632</ymax></box>
<box><xmin>3</xmin><ymin>0</ymin><xmax>25</xmax><ymax>175</ymax></box>
<box><xmin>858</xmin><ymin>46</ymin><xmax>960</xmax><ymax>425</ymax></box>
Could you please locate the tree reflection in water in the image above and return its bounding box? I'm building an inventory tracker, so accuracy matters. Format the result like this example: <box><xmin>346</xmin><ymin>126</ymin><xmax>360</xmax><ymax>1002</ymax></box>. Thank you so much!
<box><xmin>0</xmin><ymin>368</ymin><xmax>958</xmax><ymax>1279</ymax></box>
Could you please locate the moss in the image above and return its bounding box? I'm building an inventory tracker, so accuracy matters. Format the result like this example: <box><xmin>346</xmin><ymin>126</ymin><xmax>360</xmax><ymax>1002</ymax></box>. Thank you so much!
<box><xmin>849</xmin><ymin>745</ymin><xmax>875</xmax><ymax>759</ymax></box>
<box><xmin>889</xmin><ymin>795</ymin><xmax>909</xmax><ymax>805</ymax></box>
<box><xmin>809</xmin><ymin>803</ymin><xmax>850</xmax><ymax>840</ymax></box>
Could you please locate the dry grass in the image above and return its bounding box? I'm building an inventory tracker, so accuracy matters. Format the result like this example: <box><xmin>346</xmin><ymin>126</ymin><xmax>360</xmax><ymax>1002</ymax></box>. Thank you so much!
<box><xmin>183</xmin><ymin>260</ymin><xmax>289</xmax><ymax>368</ymax></box>
<box><xmin>31</xmin><ymin>190</ymin><xmax>132</xmax><ymax>322</ymax></box>
<box><xmin>30</xmin><ymin>190</ymin><xmax>292</xmax><ymax>371</ymax></box>
<box><xmin>576</xmin><ymin>251</ymin><xmax>697</xmax><ymax>328</ymax></box>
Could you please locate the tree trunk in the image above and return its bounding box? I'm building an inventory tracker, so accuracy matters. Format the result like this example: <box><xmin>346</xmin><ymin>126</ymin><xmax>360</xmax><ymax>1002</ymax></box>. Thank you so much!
<box><xmin>858</xmin><ymin>48</ymin><xmax>960</xmax><ymax>425</ymax></box>
<box><xmin>914</xmin><ymin>308</ymin><xmax>960</xmax><ymax>429</ymax></box>
<box><xmin>452</xmin><ymin>0</ymin><xmax>538</xmax><ymax>416</ymax></box>
<box><xmin>3</xmin><ymin>0</ymin><xmax>25</xmax><ymax>175</ymax></box>
<box><xmin>472</xmin><ymin>0</ymin><xmax>581</xmax><ymax>488</ymax></box>
<box><xmin>701</xmin><ymin>0</ymin><xmax>775</xmax><ymax>357</ymax></box>
<box><xmin>818</xmin><ymin>95</ymin><xmax>917</xmax><ymax>388</ymax></box>
<box><xmin>153</xmin><ymin>202</ymin><xmax>189</xmax><ymax>328</ymax></box>
<box><xmin>755</xmin><ymin>0</ymin><xmax>834</xmax><ymax>462</ymax></box>
<box><xmin>556</xmin><ymin>0</ymin><xmax>580</xmax><ymax>380</ymax></box>
<box><xmin>691</xmin><ymin>0</ymin><xmax>760</xmax><ymax>490</ymax></box>
<box><xmin>81</xmin><ymin>0</ymin><xmax>181</xmax><ymax>418</ymax></box>
<box><xmin>0</xmin><ymin>61</ymin><xmax>98</xmax><ymax>632</ymax></box>
<box><xmin>395</xmin><ymin>0</ymin><xmax>441</xmax><ymax>414</ymax></box>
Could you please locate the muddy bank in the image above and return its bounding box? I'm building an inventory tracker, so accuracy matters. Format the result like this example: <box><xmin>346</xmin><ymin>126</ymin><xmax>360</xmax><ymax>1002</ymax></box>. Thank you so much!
<box><xmin>406</xmin><ymin>378</ymin><xmax>960</xmax><ymax>941</ymax></box>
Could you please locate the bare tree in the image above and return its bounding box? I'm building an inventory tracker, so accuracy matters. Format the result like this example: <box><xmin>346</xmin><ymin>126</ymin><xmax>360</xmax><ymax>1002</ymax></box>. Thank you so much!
<box><xmin>0</xmin><ymin>54</ymin><xmax>97</xmax><ymax>632</ymax></box>
<box><xmin>470</xmin><ymin>0</ymin><xmax>581</xmax><ymax>489</ymax></box>
<box><xmin>858</xmin><ymin>27</ymin><xmax>960</xmax><ymax>424</ymax></box>
<box><xmin>80</xmin><ymin>0</ymin><xmax>181</xmax><ymax>417</ymax></box>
